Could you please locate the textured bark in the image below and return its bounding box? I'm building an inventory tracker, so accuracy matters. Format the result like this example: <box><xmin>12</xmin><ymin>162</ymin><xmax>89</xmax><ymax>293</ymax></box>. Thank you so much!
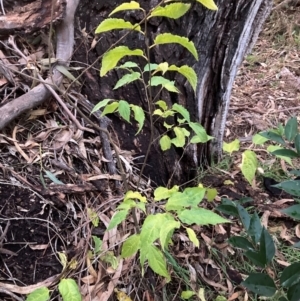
<box><xmin>74</xmin><ymin>0</ymin><xmax>272</xmax><ymax>185</ymax></box>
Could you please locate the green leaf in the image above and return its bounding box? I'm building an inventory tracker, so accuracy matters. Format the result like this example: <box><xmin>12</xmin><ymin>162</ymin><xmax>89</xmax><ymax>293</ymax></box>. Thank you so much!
<box><xmin>26</xmin><ymin>287</ymin><xmax>50</xmax><ymax>301</ymax></box>
<box><xmin>101</xmin><ymin>46</ymin><xmax>144</xmax><ymax>76</ymax></box>
<box><xmin>150</xmin><ymin>3</ymin><xmax>191</xmax><ymax>19</ymax></box>
<box><xmin>242</xmin><ymin>273</ymin><xmax>276</xmax><ymax>297</ymax></box>
<box><xmin>101</xmin><ymin>101</ymin><xmax>119</xmax><ymax>116</ymax></box>
<box><xmin>259</xmin><ymin>227</ymin><xmax>275</xmax><ymax>265</ymax></box>
<box><xmin>281</xmin><ymin>204</ymin><xmax>300</xmax><ymax>220</ymax></box>
<box><xmin>147</xmin><ymin>245</ymin><xmax>170</xmax><ymax>281</ymax></box>
<box><xmin>285</xmin><ymin>117</ymin><xmax>298</xmax><ymax>142</ymax></box>
<box><xmin>228</xmin><ymin>236</ymin><xmax>254</xmax><ymax>250</ymax></box>
<box><xmin>171</xmin><ymin>127</ymin><xmax>186</xmax><ymax>147</ymax></box>
<box><xmin>154</xmin><ymin>186</ymin><xmax>179</xmax><ymax>201</ymax></box>
<box><xmin>241</xmin><ymin>150</ymin><xmax>257</xmax><ymax>185</ymax></box>
<box><xmin>56</xmin><ymin>65</ymin><xmax>78</xmax><ymax>82</ymax></box>
<box><xmin>215</xmin><ymin>199</ymin><xmax>239</xmax><ymax>217</ymax></box>
<box><xmin>160</xmin><ymin>219</ymin><xmax>180</xmax><ymax>250</ymax></box>
<box><xmin>206</xmin><ymin>188</ymin><xmax>217</xmax><ymax>202</ymax></box>
<box><xmin>121</xmin><ymin>234</ymin><xmax>140</xmax><ymax>258</ymax></box>
<box><xmin>95</xmin><ymin>18</ymin><xmax>141</xmax><ymax>34</ymax></box>
<box><xmin>248</xmin><ymin>212</ymin><xmax>262</xmax><ymax>244</ymax></box>
<box><xmin>245</xmin><ymin>250</ymin><xmax>266</xmax><ymax>267</ymax></box>
<box><xmin>178</xmin><ymin>208</ymin><xmax>229</xmax><ymax>225</ymax></box>
<box><xmin>252</xmin><ymin>133</ymin><xmax>269</xmax><ymax>145</ymax></box>
<box><xmin>44</xmin><ymin>170</ymin><xmax>64</xmax><ymax>184</ymax></box>
<box><xmin>168</xmin><ymin>65</ymin><xmax>197</xmax><ymax>92</ymax></box>
<box><xmin>124</xmin><ymin>191</ymin><xmax>147</xmax><ymax>203</ymax></box>
<box><xmin>143</xmin><ymin>63</ymin><xmax>158</xmax><ymax>72</ymax></box>
<box><xmin>87</xmin><ymin>208</ymin><xmax>99</xmax><ymax>227</ymax></box>
<box><xmin>156</xmin><ymin>100</ymin><xmax>168</xmax><ymax>111</ymax></box>
<box><xmin>172</xmin><ymin>103</ymin><xmax>190</xmax><ymax>122</ymax></box>
<box><xmin>237</xmin><ymin>204</ymin><xmax>251</xmax><ymax>231</ymax></box>
<box><xmin>271</xmin><ymin>148</ymin><xmax>299</xmax><ymax>158</ymax></box>
<box><xmin>160</xmin><ymin>135</ymin><xmax>172</xmax><ymax>151</ymax></box>
<box><xmin>181</xmin><ymin>290</ymin><xmax>195</xmax><ymax>299</ymax></box>
<box><xmin>287</xmin><ymin>283</ymin><xmax>300</xmax><ymax>301</ymax></box>
<box><xmin>186</xmin><ymin>227</ymin><xmax>199</xmax><ymax>247</ymax></box>
<box><xmin>280</xmin><ymin>262</ymin><xmax>300</xmax><ymax>287</ymax></box>
<box><xmin>117</xmin><ymin>199</ymin><xmax>136</xmax><ymax>210</ymax></box>
<box><xmin>91</xmin><ymin>99</ymin><xmax>113</xmax><ymax>114</ymax></box>
<box><xmin>107</xmin><ymin>209</ymin><xmax>129</xmax><ymax>230</ymax></box>
<box><xmin>165</xmin><ymin>187</ymin><xmax>206</xmax><ymax>211</ymax></box>
<box><xmin>92</xmin><ymin>236</ymin><xmax>102</xmax><ymax>254</ymax></box>
<box><xmin>114</xmin><ymin>72</ymin><xmax>141</xmax><ymax>90</ymax></box>
<box><xmin>131</xmin><ymin>105</ymin><xmax>145</xmax><ymax>134</ymax></box>
<box><xmin>118</xmin><ymin>100</ymin><xmax>131</xmax><ymax>122</ymax></box>
<box><xmin>58</xmin><ymin>279</ymin><xmax>81</xmax><ymax>301</ymax></box>
<box><xmin>259</xmin><ymin>131</ymin><xmax>285</xmax><ymax>145</ymax></box>
<box><xmin>150</xmin><ymin>76</ymin><xmax>174</xmax><ymax>86</ymax></box>
<box><xmin>119</xmin><ymin>61</ymin><xmax>139</xmax><ymax>69</ymax></box>
<box><xmin>189</xmin><ymin>122</ymin><xmax>210</xmax><ymax>143</ymax></box>
<box><xmin>275</xmin><ymin>181</ymin><xmax>300</xmax><ymax>197</ymax></box>
<box><xmin>295</xmin><ymin>134</ymin><xmax>300</xmax><ymax>154</ymax></box>
<box><xmin>154</xmin><ymin>33</ymin><xmax>198</xmax><ymax>60</ymax></box>
<box><xmin>109</xmin><ymin>1</ymin><xmax>141</xmax><ymax>16</ymax></box>
<box><xmin>223</xmin><ymin>139</ymin><xmax>240</xmax><ymax>155</ymax></box>
<box><xmin>196</xmin><ymin>0</ymin><xmax>218</xmax><ymax>10</ymax></box>
<box><xmin>267</xmin><ymin>145</ymin><xmax>293</xmax><ymax>166</ymax></box>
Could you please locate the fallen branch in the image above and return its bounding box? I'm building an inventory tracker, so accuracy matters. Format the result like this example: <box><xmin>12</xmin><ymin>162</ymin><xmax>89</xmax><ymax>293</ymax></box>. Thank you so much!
<box><xmin>0</xmin><ymin>0</ymin><xmax>79</xmax><ymax>129</ymax></box>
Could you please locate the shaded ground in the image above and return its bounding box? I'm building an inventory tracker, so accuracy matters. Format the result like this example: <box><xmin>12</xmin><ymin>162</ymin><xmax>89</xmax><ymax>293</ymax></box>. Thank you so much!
<box><xmin>0</xmin><ymin>2</ymin><xmax>300</xmax><ymax>301</ymax></box>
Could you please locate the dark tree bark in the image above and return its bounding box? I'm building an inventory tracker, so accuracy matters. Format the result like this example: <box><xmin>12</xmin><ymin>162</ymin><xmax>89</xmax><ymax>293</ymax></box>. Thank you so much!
<box><xmin>72</xmin><ymin>0</ymin><xmax>272</xmax><ymax>186</ymax></box>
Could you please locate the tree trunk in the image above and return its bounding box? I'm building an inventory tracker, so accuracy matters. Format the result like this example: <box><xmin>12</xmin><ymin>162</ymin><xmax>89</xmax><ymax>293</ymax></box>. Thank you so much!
<box><xmin>73</xmin><ymin>0</ymin><xmax>272</xmax><ymax>186</ymax></box>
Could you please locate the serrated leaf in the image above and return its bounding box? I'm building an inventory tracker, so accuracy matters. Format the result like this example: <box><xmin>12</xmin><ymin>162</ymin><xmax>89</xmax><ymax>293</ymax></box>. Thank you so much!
<box><xmin>172</xmin><ymin>103</ymin><xmax>190</xmax><ymax>122</ymax></box>
<box><xmin>154</xmin><ymin>33</ymin><xmax>198</xmax><ymax>60</ymax></box>
<box><xmin>189</xmin><ymin>122</ymin><xmax>211</xmax><ymax>143</ymax></box>
<box><xmin>171</xmin><ymin>127</ymin><xmax>186</xmax><ymax>147</ymax></box>
<box><xmin>241</xmin><ymin>150</ymin><xmax>257</xmax><ymax>185</ymax></box>
<box><xmin>91</xmin><ymin>99</ymin><xmax>113</xmax><ymax>114</ymax></box>
<box><xmin>118</xmin><ymin>100</ymin><xmax>131</xmax><ymax>122</ymax></box>
<box><xmin>150</xmin><ymin>3</ymin><xmax>191</xmax><ymax>19</ymax></box>
<box><xmin>101</xmin><ymin>46</ymin><xmax>144</xmax><ymax>76</ymax></box>
<box><xmin>164</xmin><ymin>82</ymin><xmax>180</xmax><ymax>93</ymax></box>
<box><xmin>149</xmin><ymin>76</ymin><xmax>174</xmax><ymax>86</ymax></box>
<box><xmin>168</xmin><ymin>65</ymin><xmax>197</xmax><ymax>92</ymax></box>
<box><xmin>26</xmin><ymin>287</ymin><xmax>50</xmax><ymax>301</ymax></box>
<box><xmin>131</xmin><ymin>105</ymin><xmax>145</xmax><ymax>134</ymax></box>
<box><xmin>267</xmin><ymin>145</ymin><xmax>293</xmax><ymax>166</ymax></box>
<box><xmin>156</xmin><ymin>100</ymin><xmax>168</xmax><ymax>111</ymax></box>
<box><xmin>186</xmin><ymin>227</ymin><xmax>199</xmax><ymax>247</ymax></box>
<box><xmin>252</xmin><ymin>133</ymin><xmax>269</xmax><ymax>145</ymax></box>
<box><xmin>121</xmin><ymin>234</ymin><xmax>140</xmax><ymax>257</ymax></box>
<box><xmin>154</xmin><ymin>186</ymin><xmax>179</xmax><ymax>201</ymax></box>
<box><xmin>242</xmin><ymin>273</ymin><xmax>276</xmax><ymax>297</ymax></box>
<box><xmin>44</xmin><ymin>170</ymin><xmax>64</xmax><ymax>184</ymax></box>
<box><xmin>109</xmin><ymin>1</ymin><xmax>141</xmax><ymax>16</ymax></box>
<box><xmin>160</xmin><ymin>219</ymin><xmax>180</xmax><ymax>250</ymax></box>
<box><xmin>101</xmin><ymin>101</ymin><xmax>119</xmax><ymax>116</ymax></box>
<box><xmin>95</xmin><ymin>18</ymin><xmax>141</xmax><ymax>34</ymax></box>
<box><xmin>178</xmin><ymin>208</ymin><xmax>229</xmax><ymax>225</ymax></box>
<box><xmin>157</xmin><ymin>62</ymin><xmax>169</xmax><ymax>74</ymax></box>
<box><xmin>107</xmin><ymin>209</ymin><xmax>129</xmax><ymax>230</ymax></box>
<box><xmin>58</xmin><ymin>279</ymin><xmax>81</xmax><ymax>301</ymax></box>
<box><xmin>165</xmin><ymin>187</ymin><xmax>206</xmax><ymax>211</ymax></box>
<box><xmin>147</xmin><ymin>245</ymin><xmax>170</xmax><ymax>281</ymax></box>
<box><xmin>124</xmin><ymin>190</ymin><xmax>146</xmax><ymax>203</ymax></box>
<box><xmin>223</xmin><ymin>139</ymin><xmax>240</xmax><ymax>155</ymax></box>
<box><xmin>119</xmin><ymin>61</ymin><xmax>139</xmax><ymax>69</ymax></box>
<box><xmin>160</xmin><ymin>135</ymin><xmax>172</xmax><ymax>151</ymax></box>
<box><xmin>196</xmin><ymin>0</ymin><xmax>218</xmax><ymax>10</ymax></box>
<box><xmin>285</xmin><ymin>117</ymin><xmax>298</xmax><ymax>142</ymax></box>
<box><xmin>114</xmin><ymin>72</ymin><xmax>141</xmax><ymax>90</ymax></box>
<box><xmin>143</xmin><ymin>63</ymin><xmax>158</xmax><ymax>72</ymax></box>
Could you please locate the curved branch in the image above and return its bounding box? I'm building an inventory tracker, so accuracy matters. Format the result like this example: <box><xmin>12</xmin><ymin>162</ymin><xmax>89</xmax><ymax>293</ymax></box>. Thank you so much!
<box><xmin>0</xmin><ymin>0</ymin><xmax>79</xmax><ymax>130</ymax></box>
